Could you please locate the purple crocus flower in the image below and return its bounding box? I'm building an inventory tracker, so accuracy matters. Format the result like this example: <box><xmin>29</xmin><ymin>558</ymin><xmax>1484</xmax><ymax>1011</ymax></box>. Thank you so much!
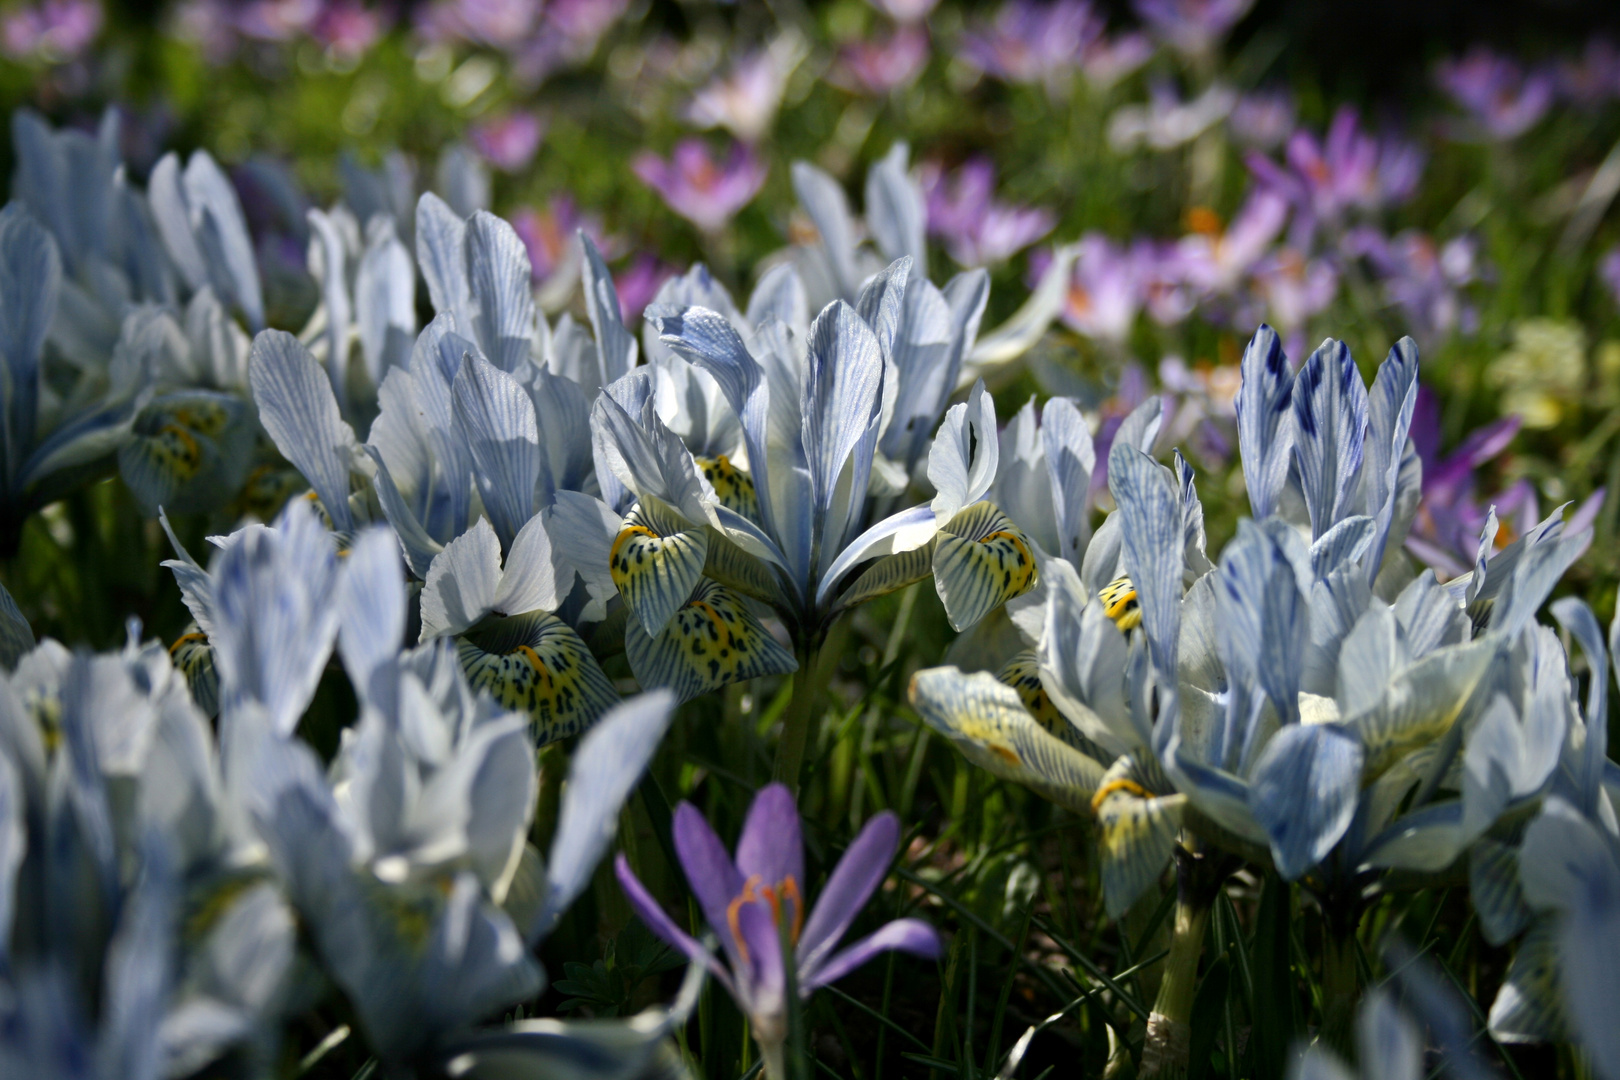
<box><xmin>613</xmin><ymin>254</ymin><xmax>674</xmax><ymax>323</ymax></box>
<box><xmin>415</xmin><ymin>0</ymin><xmax>537</xmax><ymax>48</ymax></box>
<box><xmin>1436</xmin><ymin>47</ymin><xmax>1555</xmax><ymax>141</ymax></box>
<box><xmin>687</xmin><ymin>36</ymin><xmax>805</xmax><ymax>140</ymax></box>
<box><xmin>1558</xmin><ymin>38</ymin><xmax>1620</xmax><ymax>107</ymax></box>
<box><xmin>1347</xmin><ymin>227</ymin><xmax>1483</xmax><ymax>340</ymax></box>
<box><xmin>1</xmin><ymin>0</ymin><xmax>101</xmax><ymax>61</ymax></box>
<box><xmin>1404</xmin><ymin>385</ymin><xmax>1524</xmax><ymax>577</ymax></box>
<box><xmin>1600</xmin><ymin>247</ymin><xmax>1620</xmax><ymax>307</ymax></box>
<box><xmin>1246</xmin><ymin>106</ymin><xmax>1423</xmax><ymax>245</ymax></box>
<box><xmin>1055</xmin><ymin>234</ymin><xmax>1149</xmax><ymax>343</ymax></box>
<box><xmin>616</xmin><ymin>784</ymin><xmax>940</xmax><ymax>1074</ymax></box>
<box><xmin>1173</xmin><ymin>189</ymin><xmax>1289</xmax><ymax>297</ymax></box>
<box><xmin>960</xmin><ymin>0</ymin><xmax>1102</xmax><ymax>88</ymax></box>
<box><xmin>234</xmin><ymin>0</ymin><xmax>321</xmax><ymax>41</ymax></box>
<box><xmin>311</xmin><ymin>0</ymin><xmax>385</xmax><ymax>58</ymax></box>
<box><xmin>1227</xmin><ymin>88</ymin><xmax>1296</xmax><ymax>149</ymax></box>
<box><xmin>830</xmin><ymin>24</ymin><xmax>930</xmax><ymax>96</ymax></box>
<box><xmin>512</xmin><ymin>196</ymin><xmax>607</xmax><ymax>282</ymax></box>
<box><xmin>470</xmin><ymin>111</ymin><xmax>545</xmax><ymax>172</ymax></box>
<box><xmin>633</xmin><ymin>139</ymin><xmax>766</xmax><ymax>234</ymax></box>
<box><xmin>1132</xmin><ymin>0</ymin><xmax>1252</xmax><ymax>58</ymax></box>
<box><xmin>920</xmin><ymin>157</ymin><xmax>1056</xmax><ymax>267</ymax></box>
<box><xmin>866</xmin><ymin>0</ymin><xmax>937</xmax><ymax>22</ymax></box>
<box><xmin>1247</xmin><ymin>247</ymin><xmax>1337</xmax><ymax>355</ymax></box>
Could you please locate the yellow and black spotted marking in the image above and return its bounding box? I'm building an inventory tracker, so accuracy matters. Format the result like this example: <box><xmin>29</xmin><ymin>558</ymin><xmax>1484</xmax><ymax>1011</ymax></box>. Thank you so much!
<box><xmin>129</xmin><ymin>400</ymin><xmax>234</xmax><ymax>485</ymax></box>
<box><xmin>169</xmin><ymin>627</ymin><xmax>220</xmax><ymax>716</ymax></box>
<box><xmin>908</xmin><ymin>666</ymin><xmax>1105</xmax><ymax>815</ymax></box>
<box><xmin>933</xmin><ymin>502</ymin><xmax>1039</xmax><ymax>632</ymax></box>
<box><xmin>610</xmin><ymin>499</ymin><xmax>709</xmax><ymax>636</ymax></box>
<box><xmin>458</xmin><ymin>611</ymin><xmax>619</xmax><ymax>747</ymax></box>
<box><xmin>1090</xmin><ymin>750</ymin><xmax>1184</xmax><ymax>917</ymax></box>
<box><xmin>624</xmin><ymin>578</ymin><xmax>797</xmax><ymax>703</ymax></box>
<box><xmin>231</xmin><ymin>465</ymin><xmax>307</xmax><ymax>523</ymax></box>
<box><xmin>1098</xmin><ymin>576</ymin><xmax>1142</xmax><ymax>631</ymax></box>
<box><xmin>694</xmin><ymin>455</ymin><xmax>760</xmax><ymax>521</ymax></box>
<box><xmin>995</xmin><ymin>652</ymin><xmax>1105</xmax><ymax>761</ymax></box>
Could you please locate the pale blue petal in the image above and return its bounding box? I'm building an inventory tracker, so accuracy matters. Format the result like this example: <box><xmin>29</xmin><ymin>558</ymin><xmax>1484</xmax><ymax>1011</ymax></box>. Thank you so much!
<box><xmin>1290</xmin><ymin>337</ymin><xmax>1368</xmax><ymax>539</ymax></box>
<box><xmin>534</xmin><ymin>690</ymin><xmax>677</xmax><ymax>941</ymax></box>
<box><xmin>249</xmin><ymin>329</ymin><xmax>360</xmax><ymax>534</ymax></box>
<box><xmin>1248</xmin><ymin>723</ymin><xmax>1363</xmax><ymax>879</ymax></box>
<box><xmin>451</xmin><ymin>351</ymin><xmax>545</xmax><ymax>548</ymax></box>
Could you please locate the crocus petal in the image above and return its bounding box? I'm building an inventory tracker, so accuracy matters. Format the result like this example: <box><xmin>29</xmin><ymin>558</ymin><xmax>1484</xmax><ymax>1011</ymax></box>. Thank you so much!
<box><xmin>672</xmin><ymin>801</ymin><xmax>746</xmax><ymax>966</ymax></box>
<box><xmin>797</xmin><ymin>811</ymin><xmax>899</xmax><ymax>981</ymax></box>
<box><xmin>735</xmin><ymin>783</ymin><xmax>804</xmax><ymax>899</ymax></box>
<box><xmin>800</xmin><ymin>918</ymin><xmax>942</xmax><ymax>993</ymax></box>
<box><xmin>615</xmin><ymin>854</ymin><xmax>734</xmax><ymax>992</ymax></box>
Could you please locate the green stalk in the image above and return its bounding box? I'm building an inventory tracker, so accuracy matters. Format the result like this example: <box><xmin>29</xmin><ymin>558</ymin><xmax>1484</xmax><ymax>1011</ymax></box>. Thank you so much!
<box><xmin>1139</xmin><ymin>846</ymin><xmax>1220</xmax><ymax>1079</ymax></box>
<box><xmin>773</xmin><ymin>644</ymin><xmax>822</xmax><ymax>795</ymax></box>
<box><xmin>1319</xmin><ymin>907</ymin><xmax>1362</xmax><ymax>1058</ymax></box>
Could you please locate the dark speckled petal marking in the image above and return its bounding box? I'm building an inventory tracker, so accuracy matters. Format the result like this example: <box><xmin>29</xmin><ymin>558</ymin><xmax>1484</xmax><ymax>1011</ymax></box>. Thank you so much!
<box><xmin>623</xmin><ymin>578</ymin><xmax>797</xmax><ymax>703</ymax></box>
<box><xmin>457</xmin><ymin>611</ymin><xmax>619</xmax><ymax>747</ymax></box>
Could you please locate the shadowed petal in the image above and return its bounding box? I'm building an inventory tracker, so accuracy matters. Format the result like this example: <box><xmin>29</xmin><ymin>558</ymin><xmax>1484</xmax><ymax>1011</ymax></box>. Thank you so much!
<box><xmin>735</xmin><ymin>784</ymin><xmax>803</xmax><ymax>898</ymax></box>
<box><xmin>800</xmin><ymin>919</ymin><xmax>941</xmax><ymax>993</ymax></box>
<box><xmin>797</xmin><ymin>812</ymin><xmax>899</xmax><ymax>980</ymax></box>
<box><xmin>672</xmin><ymin>801</ymin><xmax>746</xmax><ymax>966</ymax></box>
<box><xmin>616</xmin><ymin>854</ymin><xmax>734</xmax><ymax>992</ymax></box>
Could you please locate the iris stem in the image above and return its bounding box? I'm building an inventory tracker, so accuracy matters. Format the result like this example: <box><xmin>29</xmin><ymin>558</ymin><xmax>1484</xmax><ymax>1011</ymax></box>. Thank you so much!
<box><xmin>1140</xmin><ymin>844</ymin><xmax>1222</xmax><ymax>1079</ymax></box>
<box><xmin>773</xmin><ymin>642</ymin><xmax>824</xmax><ymax>795</ymax></box>
<box><xmin>1320</xmin><ymin>908</ymin><xmax>1362</xmax><ymax>1058</ymax></box>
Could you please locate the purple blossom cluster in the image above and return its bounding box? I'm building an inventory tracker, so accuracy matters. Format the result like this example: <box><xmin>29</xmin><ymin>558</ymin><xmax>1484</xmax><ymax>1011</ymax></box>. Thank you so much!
<box><xmin>175</xmin><ymin>0</ymin><xmax>388</xmax><ymax>63</ymax></box>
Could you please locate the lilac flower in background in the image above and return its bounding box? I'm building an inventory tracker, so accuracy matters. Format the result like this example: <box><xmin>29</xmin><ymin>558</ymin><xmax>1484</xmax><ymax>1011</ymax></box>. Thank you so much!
<box><xmin>686</xmin><ymin>34</ymin><xmax>806</xmax><ymax>142</ymax></box>
<box><xmin>311</xmin><ymin>1</ymin><xmax>385</xmax><ymax>59</ymax></box>
<box><xmin>921</xmin><ymin>157</ymin><xmax>1056</xmax><ymax>267</ymax></box>
<box><xmin>1080</xmin><ymin>30</ymin><xmax>1154</xmax><ymax>90</ymax></box>
<box><xmin>175</xmin><ymin>0</ymin><xmax>239</xmax><ymax>62</ymax></box>
<box><xmin>613</xmin><ymin>254</ymin><xmax>674</xmax><ymax>323</ymax></box>
<box><xmin>233</xmin><ymin>0</ymin><xmax>320</xmax><ymax>42</ymax></box>
<box><xmin>1437</xmin><ymin>46</ymin><xmax>1555</xmax><ymax>141</ymax></box>
<box><xmin>1107</xmin><ymin>81</ymin><xmax>1236</xmax><ymax>151</ymax></box>
<box><xmin>1558</xmin><ymin>38</ymin><xmax>1620</xmax><ymax>106</ymax></box>
<box><xmin>1601</xmin><ymin>247</ymin><xmax>1620</xmax><ymax>306</ymax></box>
<box><xmin>416</xmin><ymin>0</ymin><xmax>537</xmax><ymax>48</ymax></box>
<box><xmin>1404</xmin><ymin>385</ymin><xmax>1530</xmax><ymax>577</ymax></box>
<box><xmin>1173</xmin><ymin>190</ymin><xmax>1289</xmax><ymax>297</ymax></box>
<box><xmin>510</xmin><ymin>0</ymin><xmax>627</xmax><ymax>83</ymax></box>
<box><xmin>513</xmin><ymin>196</ymin><xmax>604</xmax><ymax>282</ymax></box>
<box><xmin>470</xmin><ymin>111</ymin><xmax>545</xmax><ymax>172</ymax></box>
<box><xmin>1227</xmin><ymin>88</ymin><xmax>1296</xmax><ymax>149</ymax></box>
<box><xmin>866</xmin><ymin>0</ymin><xmax>937</xmax><ymax>22</ymax></box>
<box><xmin>1247</xmin><ymin>247</ymin><xmax>1337</xmax><ymax>356</ymax></box>
<box><xmin>616</xmin><ymin>784</ymin><xmax>941</xmax><ymax>1078</ymax></box>
<box><xmin>1247</xmin><ymin>106</ymin><xmax>1423</xmax><ymax>245</ymax></box>
<box><xmin>1090</xmin><ymin>362</ymin><xmax>1159</xmax><ymax>500</ymax></box>
<box><xmin>1</xmin><ymin>0</ymin><xmax>101</xmax><ymax>62</ymax></box>
<box><xmin>829</xmin><ymin>24</ymin><xmax>930</xmax><ymax>96</ymax></box>
<box><xmin>1051</xmin><ymin>234</ymin><xmax>1148</xmax><ymax>343</ymax></box>
<box><xmin>1132</xmin><ymin>0</ymin><xmax>1252</xmax><ymax>58</ymax></box>
<box><xmin>960</xmin><ymin>0</ymin><xmax>1102</xmax><ymax>88</ymax></box>
<box><xmin>1158</xmin><ymin>354</ymin><xmax>1240</xmax><ymax>466</ymax></box>
<box><xmin>633</xmin><ymin>138</ymin><xmax>766</xmax><ymax>233</ymax></box>
<box><xmin>1348</xmin><ymin>227</ymin><xmax>1484</xmax><ymax>340</ymax></box>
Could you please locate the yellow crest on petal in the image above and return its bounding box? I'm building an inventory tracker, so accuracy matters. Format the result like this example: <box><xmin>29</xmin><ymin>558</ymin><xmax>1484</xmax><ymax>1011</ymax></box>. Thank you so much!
<box><xmin>695</xmin><ymin>454</ymin><xmax>760</xmax><ymax>521</ymax></box>
<box><xmin>909</xmin><ymin>665</ymin><xmax>1105</xmax><ymax>815</ymax></box>
<box><xmin>168</xmin><ymin>627</ymin><xmax>220</xmax><ymax>716</ymax></box>
<box><xmin>624</xmin><ymin>578</ymin><xmax>797</xmax><ymax>703</ymax></box>
<box><xmin>457</xmin><ymin>611</ymin><xmax>619</xmax><ymax>747</ymax></box>
<box><xmin>1098</xmin><ymin>576</ymin><xmax>1143</xmax><ymax>631</ymax></box>
<box><xmin>610</xmin><ymin>498</ymin><xmax>709</xmax><ymax>636</ymax></box>
<box><xmin>1091</xmin><ymin>750</ymin><xmax>1185</xmax><ymax>918</ymax></box>
<box><xmin>995</xmin><ymin>652</ymin><xmax>1105</xmax><ymax>761</ymax></box>
<box><xmin>933</xmin><ymin>502</ymin><xmax>1039</xmax><ymax>632</ymax></box>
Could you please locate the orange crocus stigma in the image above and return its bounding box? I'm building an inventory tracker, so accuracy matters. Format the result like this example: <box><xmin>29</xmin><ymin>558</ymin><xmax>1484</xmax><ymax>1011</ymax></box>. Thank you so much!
<box><xmin>724</xmin><ymin>873</ymin><xmax>805</xmax><ymax>966</ymax></box>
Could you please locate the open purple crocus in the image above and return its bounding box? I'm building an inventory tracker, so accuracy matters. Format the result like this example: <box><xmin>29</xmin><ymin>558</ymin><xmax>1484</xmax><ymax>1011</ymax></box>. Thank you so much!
<box><xmin>616</xmin><ymin>784</ymin><xmax>940</xmax><ymax>1071</ymax></box>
